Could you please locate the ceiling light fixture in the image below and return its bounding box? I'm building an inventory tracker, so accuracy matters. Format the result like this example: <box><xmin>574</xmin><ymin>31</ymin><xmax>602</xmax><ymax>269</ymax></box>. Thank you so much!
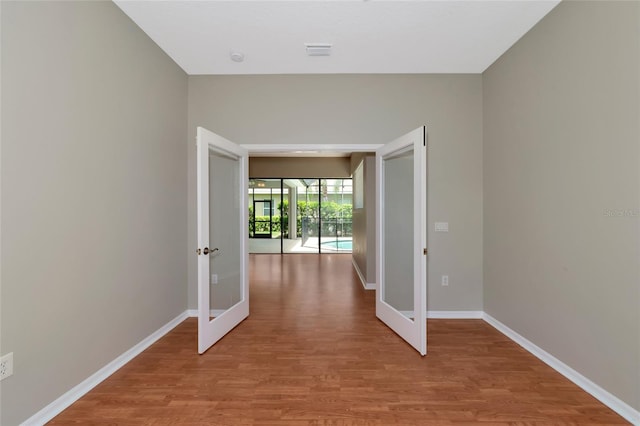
<box><xmin>230</xmin><ymin>51</ymin><xmax>245</xmax><ymax>62</ymax></box>
<box><xmin>305</xmin><ymin>43</ymin><xmax>332</xmax><ymax>56</ymax></box>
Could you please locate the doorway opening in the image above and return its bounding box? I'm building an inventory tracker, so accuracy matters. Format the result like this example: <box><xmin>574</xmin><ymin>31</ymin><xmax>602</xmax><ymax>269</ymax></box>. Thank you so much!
<box><xmin>248</xmin><ymin>178</ymin><xmax>353</xmax><ymax>254</ymax></box>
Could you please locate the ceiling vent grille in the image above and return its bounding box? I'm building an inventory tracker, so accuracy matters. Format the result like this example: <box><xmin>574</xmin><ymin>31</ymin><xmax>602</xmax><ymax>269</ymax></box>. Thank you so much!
<box><xmin>305</xmin><ymin>43</ymin><xmax>332</xmax><ymax>56</ymax></box>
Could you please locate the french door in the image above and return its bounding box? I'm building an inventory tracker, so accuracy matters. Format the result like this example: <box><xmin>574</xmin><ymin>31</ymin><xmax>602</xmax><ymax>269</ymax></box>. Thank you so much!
<box><xmin>196</xmin><ymin>127</ymin><xmax>249</xmax><ymax>354</ymax></box>
<box><xmin>376</xmin><ymin>127</ymin><xmax>428</xmax><ymax>355</ymax></box>
<box><xmin>252</xmin><ymin>199</ymin><xmax>273</xmax><ymax>238</ymax></box>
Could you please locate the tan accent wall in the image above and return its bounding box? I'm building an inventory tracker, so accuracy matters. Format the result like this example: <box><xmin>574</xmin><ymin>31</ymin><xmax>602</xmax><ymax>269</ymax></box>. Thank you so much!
<box><xmin>249</xmin><ymin>157</ymin><xmax>351</xmax><ymax>178</ymax></box>
<box><xmin>350</xmin><ymin>153</ymin><xmax>376</xmax><ymax>285</ymax></box>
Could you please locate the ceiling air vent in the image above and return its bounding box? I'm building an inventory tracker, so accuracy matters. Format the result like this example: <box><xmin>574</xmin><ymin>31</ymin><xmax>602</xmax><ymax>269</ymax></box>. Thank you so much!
<box><xmin>305</xmin><ymin>43</ymin><xmax>332</xmax><ymax>56</ymax></box>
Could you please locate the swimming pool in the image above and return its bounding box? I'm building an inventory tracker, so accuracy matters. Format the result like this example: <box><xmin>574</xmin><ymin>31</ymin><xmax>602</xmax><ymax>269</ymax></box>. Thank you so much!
<box><xmin>321</xmin><ymin>240</ymin><xmax>353</xmax><ymax>250</ymax></box>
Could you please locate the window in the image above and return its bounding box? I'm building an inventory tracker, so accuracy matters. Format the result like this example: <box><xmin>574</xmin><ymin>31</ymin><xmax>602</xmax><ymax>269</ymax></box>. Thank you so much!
<box><xmin>263</xmin><ymin>200</ymin><xmax>273</xmax><ymax>216</ymax></box>
<box><xmin>354</xmin><ymin>160</ymin><xmax>364</xmax><ymax>209</ymax></box>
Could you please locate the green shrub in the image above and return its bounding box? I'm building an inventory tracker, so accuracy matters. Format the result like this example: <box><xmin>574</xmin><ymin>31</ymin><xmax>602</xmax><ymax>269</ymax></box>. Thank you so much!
<box><xmin>249</xmin><ymin>200</ymin><xmax>352</xmax><ymax>238</ymax></box>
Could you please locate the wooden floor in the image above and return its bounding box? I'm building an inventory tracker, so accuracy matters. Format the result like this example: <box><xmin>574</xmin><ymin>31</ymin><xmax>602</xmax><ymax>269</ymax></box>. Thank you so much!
<box><xmin>50</xmin><ymin>254</ymin><xmax>627</xmax><ymax>425</ymax></box>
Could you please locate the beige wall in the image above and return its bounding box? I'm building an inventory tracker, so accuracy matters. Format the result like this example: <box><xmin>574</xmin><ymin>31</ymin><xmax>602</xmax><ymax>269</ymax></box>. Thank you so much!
<box><xmin>188</xmin><ymin>75</ymin><xmax>484</xmax><ymax>312</ymax></box>
<box><xmin>364</xmin><ymin>156</ymin><xmax>377</xmax><ymax>282</ymax></box>
<box><xmin>0</xmin><ymin>2</ymin><xmax>188</xmax><ymax>424</ymax></box>
<box><xmin>483</xmin><ymin>0</ymin><xmax>640</xmax><ymax>411</ymax></box>
<box><xmin>250</xmin><ymin>157</ymin><xmax>351</xmax><ymax>178</ymax></box>
<box><xmin>350</xmin><ymin>153</ymin><xmax>376</xmax><ymax>284</ymax></box>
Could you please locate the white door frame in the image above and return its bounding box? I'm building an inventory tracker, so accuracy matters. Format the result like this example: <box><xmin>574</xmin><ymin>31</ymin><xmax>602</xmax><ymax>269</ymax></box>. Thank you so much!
<box><xmin>197</xmin><ymin>127</ymin><xmax>249</xmax><ymax>354</ymax></box>
<box><xmin>242</xmin><ymin>144</ymin><xmax>382</xmax><ymax>155</ymax></box>
<box><xmin>375</xmin><ymin>127</ymin><xmax>427</xmax><ymax>355</ymax></box>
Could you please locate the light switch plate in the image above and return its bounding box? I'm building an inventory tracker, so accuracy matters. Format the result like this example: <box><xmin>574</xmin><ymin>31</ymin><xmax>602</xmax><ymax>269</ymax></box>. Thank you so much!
<box><xmin>0</xmin><ymin>352</ymin><xmax>13</xmax><ymax>381</ymax></box>
<box><xmin>435</xmin><ymin>222</ymin><xmax>449</xmax><ymax>232</ymax></box>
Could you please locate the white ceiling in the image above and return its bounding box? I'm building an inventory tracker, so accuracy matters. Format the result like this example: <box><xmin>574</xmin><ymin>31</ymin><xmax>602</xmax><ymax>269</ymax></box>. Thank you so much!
<box><xmin>114</xmin><ymin>0</ymin><xmax>559</xmax><ymax>75</ymax></box>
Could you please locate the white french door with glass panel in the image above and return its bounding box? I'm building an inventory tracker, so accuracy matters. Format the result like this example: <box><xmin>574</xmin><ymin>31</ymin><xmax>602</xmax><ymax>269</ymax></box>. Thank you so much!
<box><xmin>196</xmin><ymin>126</ymin><xmax>249</xmax><ymax>354</ymax></box>
<box><xmin>376</xmin><ymin>127</ymin><xmax>427</xmax><ymax>355</ymax></box>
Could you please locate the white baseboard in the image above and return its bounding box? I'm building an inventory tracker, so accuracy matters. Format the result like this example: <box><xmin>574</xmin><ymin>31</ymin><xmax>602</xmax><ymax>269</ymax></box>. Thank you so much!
<box><xmin>398</xmin><ymin>311</ymin><xmax>484</xmax><ymax>319</ymax></box>
<box><xmin>22</xmin><ymin>311</ymin><xmax>189</xmax><ymax>426</ymax></box>
<box><xmin>483</xmin><ymin>313</ymin><xmax>640</xmax><ymax>425</ymax></box>
<box><xmin>351</xmin><ymin>257</ymin><xmax>375</xmax><ymax>290</ymax></box>
<box><xmin>428</xmin><ymin>310</ymin><xmax>483</xmax><ymax>319</ymax></box>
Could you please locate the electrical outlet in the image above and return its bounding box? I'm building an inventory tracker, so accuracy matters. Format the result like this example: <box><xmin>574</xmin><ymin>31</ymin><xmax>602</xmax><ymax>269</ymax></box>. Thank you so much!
<box><xmin>0</xmin><ymin>352</ymin><xmax>14</xmax><ymax>381</ymax></box>
<box><xmin>441</xmin><ymin>275</ymin><xmax>449</xmax><ymax>286</ymax></box>
<box><xmin>211</xmin><ymin>274</ymin><xmax>218</xmax><ymax>285</ymax></box>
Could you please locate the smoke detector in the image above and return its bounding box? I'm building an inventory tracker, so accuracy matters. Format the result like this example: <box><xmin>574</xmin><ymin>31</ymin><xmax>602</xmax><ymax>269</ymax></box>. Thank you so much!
<box><xmin>305</xmin><ymin>43</ymin><xmax>332</xmax><ymax>56</ymax></box>
<box><xmin>230</xmin><ymin>51</ymin><xmax>245</xmax><ymax>62</ymax></box>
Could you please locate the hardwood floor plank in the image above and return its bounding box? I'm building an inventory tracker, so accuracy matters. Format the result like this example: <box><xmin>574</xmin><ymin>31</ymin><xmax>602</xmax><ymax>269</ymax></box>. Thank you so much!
<box><xmin>49</xmin><ymin>254</ymin><xmax>628</xmax><ymax>425</ymax></box>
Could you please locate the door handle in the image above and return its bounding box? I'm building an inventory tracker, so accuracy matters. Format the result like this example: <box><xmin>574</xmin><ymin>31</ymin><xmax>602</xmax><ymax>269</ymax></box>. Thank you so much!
<box><xmin>203</xmin><ymin>247</ymin><xmax>219</xmax><ymax>255</ymax></box>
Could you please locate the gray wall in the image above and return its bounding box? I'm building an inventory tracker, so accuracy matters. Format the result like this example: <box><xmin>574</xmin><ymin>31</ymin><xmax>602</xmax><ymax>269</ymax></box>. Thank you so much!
<box><xmin>483</xmin><ymin>0</ymin><xmax>640</xmax><ymax>411</ymax></box>
<box><xmin>188</xmin><ymin>75</ymin><xmax>484</xmax><ymax>311</ymax></box>
<box><xmin>0</xmin><ymin>2</ymin><xmax>188</xmax><ymax>424</ymax></box>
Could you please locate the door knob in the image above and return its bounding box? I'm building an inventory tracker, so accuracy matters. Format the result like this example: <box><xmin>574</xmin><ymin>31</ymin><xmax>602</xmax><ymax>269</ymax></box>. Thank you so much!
<box><xmin>203</xmin><ymin>247</ymin><xmax>219</xmax><ymax>255</ymax></box>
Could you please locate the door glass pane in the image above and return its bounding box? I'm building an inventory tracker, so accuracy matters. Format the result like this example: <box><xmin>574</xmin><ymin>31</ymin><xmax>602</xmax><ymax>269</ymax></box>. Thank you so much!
<box><xmin>382</xmin><ymin>148</ymin><xmax>414</xmax><ymax>320</ymax></box>
<box><xmin>320</xmin><ymin>179</ymin><xmax>353</xmax><ymax>253</ymax></box>
<box><xmin>209</xmin><ymin>147</ymin><xmax>242</xmax><ymax>321</ymax></box>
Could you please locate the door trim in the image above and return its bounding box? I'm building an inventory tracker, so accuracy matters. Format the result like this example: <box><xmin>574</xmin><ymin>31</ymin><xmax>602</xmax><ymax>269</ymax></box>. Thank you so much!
<box><xmin>242</xmin><ymin>144</ymin><xmax>382</xmax><ymax>155</ymax></box>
